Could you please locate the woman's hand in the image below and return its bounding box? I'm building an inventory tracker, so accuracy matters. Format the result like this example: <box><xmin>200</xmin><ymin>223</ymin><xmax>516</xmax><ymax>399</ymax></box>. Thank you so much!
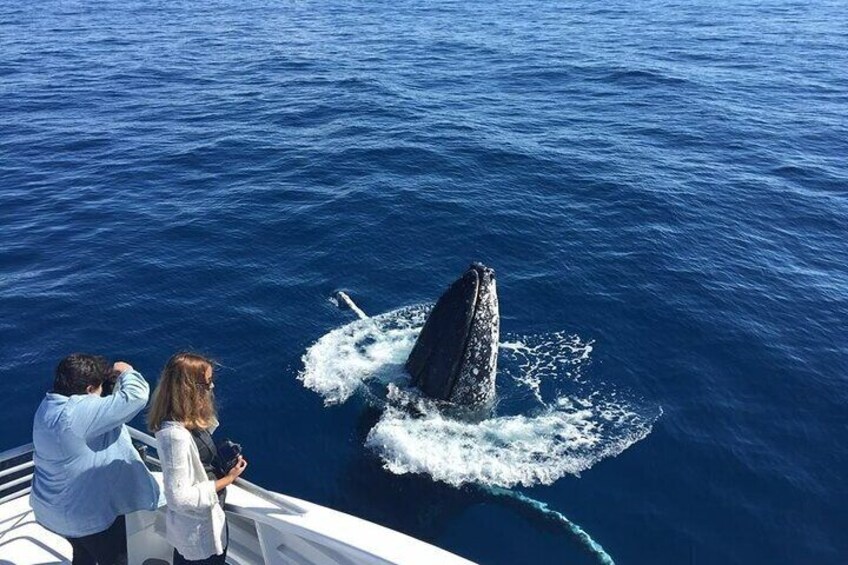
<box><xmin>227</xmin><ymin>456</ymin><xmax>248</xmax><ymax>480</ymax></box>
<box><xmin>113</xmin><ymin>361</ymin><xmax>133</xmax><ymax>373</ymax></box>
<box><xmin>216</xmin><ymin>456</ymin><xmax>248</xmax><ymax>491</ymax></box>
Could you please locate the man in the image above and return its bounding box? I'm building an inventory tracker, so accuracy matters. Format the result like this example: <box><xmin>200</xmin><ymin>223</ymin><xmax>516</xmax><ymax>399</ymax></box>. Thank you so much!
<box><xmin>31</xmin><ymin>354</ymin><xmax>161</xmax><ymax>565</ymax></box>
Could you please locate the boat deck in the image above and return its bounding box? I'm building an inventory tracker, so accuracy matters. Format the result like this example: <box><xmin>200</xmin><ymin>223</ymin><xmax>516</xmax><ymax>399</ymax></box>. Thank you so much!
<box><xmin>0</xmin><ymin>494</ymin><xmax>71</xmax><ymax>563</ymax></box>
<box><xmin>0</xmin><ymin>429</ymin><xmax>475</xmax><ymax>565</ymax></box>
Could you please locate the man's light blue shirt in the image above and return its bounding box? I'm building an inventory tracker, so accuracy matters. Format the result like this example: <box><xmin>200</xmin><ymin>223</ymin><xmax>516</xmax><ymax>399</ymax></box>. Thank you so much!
<box><xmin>31</xmin><ymin>369</ymin><xmax>161</xmax><ymax>537</ymax></box>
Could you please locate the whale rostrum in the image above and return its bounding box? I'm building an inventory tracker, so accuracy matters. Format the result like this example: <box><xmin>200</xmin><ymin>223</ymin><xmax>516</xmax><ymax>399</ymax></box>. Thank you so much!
<box><xmin>405</xmin><ymin>263</ymin><xmax>499</xmax><ymax>410</ymax></box>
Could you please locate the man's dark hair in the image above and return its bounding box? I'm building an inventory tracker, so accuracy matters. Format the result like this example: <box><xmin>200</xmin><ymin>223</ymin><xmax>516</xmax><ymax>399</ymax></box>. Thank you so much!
<box><xmin>53</xmin><ymin>354</ymin><xmax>110</xmax><ymax>396</ymax></box>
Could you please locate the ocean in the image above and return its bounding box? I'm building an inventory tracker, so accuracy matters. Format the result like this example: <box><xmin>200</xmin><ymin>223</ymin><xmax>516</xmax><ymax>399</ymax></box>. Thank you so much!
<box><xmin>1</xmin><ymin>1</ymin><xmax>846</xmax><ymax>563</ymax></box>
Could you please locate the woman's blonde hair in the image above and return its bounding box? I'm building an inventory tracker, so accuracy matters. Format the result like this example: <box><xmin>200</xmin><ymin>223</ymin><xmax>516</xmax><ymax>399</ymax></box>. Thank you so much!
<box><xmin>147</xmin><ymin>352</ymin><xmax>217</xmax><ymax>432</ymax></box>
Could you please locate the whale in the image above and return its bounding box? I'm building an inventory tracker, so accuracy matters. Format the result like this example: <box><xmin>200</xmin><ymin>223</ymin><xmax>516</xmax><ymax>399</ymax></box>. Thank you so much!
<box><xmin>405</xmin><ymin>263</ymin><xmax>499</xmax><ymax>410</ymax></box>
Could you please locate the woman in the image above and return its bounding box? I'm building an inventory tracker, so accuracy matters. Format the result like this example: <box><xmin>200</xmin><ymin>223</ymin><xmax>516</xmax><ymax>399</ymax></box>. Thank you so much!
<box><xmin>148</xmin><ymin>353</ymin><xmax>247</xmax><ymax>564</ymax></box>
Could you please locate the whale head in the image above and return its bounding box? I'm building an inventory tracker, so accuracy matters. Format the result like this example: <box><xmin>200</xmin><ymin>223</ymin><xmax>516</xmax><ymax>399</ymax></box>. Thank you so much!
<box><xmin>405</xmin><ymin>263</ymin><xmax>499</xmax><ymax>412</ymax></box>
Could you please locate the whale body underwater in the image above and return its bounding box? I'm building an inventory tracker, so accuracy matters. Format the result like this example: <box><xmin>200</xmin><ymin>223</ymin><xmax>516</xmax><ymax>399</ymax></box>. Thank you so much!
<box><xmin>405</xmin><ymin>263</ymin><xmax>500</xmax><ymax>411</ymax></box>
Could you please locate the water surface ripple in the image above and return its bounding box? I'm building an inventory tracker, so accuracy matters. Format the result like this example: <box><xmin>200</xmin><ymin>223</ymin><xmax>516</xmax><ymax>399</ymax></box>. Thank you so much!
<box><xmin>1</xmin><ymin>1</ymin><xmax>847</xmax><ymax>564</ymax></box>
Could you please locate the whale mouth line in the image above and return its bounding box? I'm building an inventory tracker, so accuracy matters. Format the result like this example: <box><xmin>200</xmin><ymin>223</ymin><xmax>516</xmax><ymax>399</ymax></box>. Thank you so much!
<box><xmin>453</xmin><ymin>266</ymin><xmax>486</xmax><ymax>392</ymax></box>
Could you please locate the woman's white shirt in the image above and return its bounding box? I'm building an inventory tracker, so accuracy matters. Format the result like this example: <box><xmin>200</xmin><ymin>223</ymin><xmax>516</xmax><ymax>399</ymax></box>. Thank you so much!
<box><xmin>155</xmin><ymin>421</ymin><xmax>226</xmax><ymax>560</ymax></box>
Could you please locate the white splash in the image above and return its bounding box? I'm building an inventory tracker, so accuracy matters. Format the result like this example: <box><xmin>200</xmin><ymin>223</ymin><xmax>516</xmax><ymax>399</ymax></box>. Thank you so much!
<box><xmin>365</xmin><ymin>395</ymin><xmax>653</xmax><ymax>488</ymax></box>
<box><xmin>501</xmin><ymin>332</ymin><xmax>594</xmax><ymax>405</ymax></box>
<box><xmin>299</xmin><ymin>305</ymin><xmax>658</xmax><ymax>488</ymax></box>
<box><xmin>298</xmin><ymin>305</ymin><xmax>427</xmax><ymax>404</ymax></box>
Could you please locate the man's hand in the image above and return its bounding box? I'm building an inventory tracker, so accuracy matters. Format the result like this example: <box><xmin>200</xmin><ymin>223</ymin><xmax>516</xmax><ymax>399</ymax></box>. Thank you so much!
<box><xmin>112</xmin><ymin>361</ymin><xmax>133</xmax><ymax>374</ymax></box>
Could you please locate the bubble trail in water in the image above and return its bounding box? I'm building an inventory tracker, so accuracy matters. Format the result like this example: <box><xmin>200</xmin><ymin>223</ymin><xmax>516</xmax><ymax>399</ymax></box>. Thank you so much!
<box><xmin>300</xmin><ymin>303</ymin><xmax>659</xmax><ymax>561</ymax></box>
<box><xmin>487</xmin><ymin>486</ymin><xmax>615</xmax><ymax>565</ymax></box>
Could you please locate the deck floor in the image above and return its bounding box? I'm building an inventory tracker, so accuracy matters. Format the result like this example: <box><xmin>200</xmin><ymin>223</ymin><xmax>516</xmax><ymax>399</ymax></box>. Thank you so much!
<box><xmin>0</xmin><ymin>495</ymin><xmax>72</xmax><ymax>564</ymax></box>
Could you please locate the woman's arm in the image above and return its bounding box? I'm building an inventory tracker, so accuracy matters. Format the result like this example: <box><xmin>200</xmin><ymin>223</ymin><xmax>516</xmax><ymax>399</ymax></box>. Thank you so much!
<box><xmin>158</xmin><ymin>429</ymin><xmax>218</xmax><ymax>513</ymax></box>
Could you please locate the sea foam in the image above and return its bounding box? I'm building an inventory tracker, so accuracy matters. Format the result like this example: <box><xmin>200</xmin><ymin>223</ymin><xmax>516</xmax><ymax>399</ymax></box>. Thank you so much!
<box><xmin>299</xmin><ymin>305</ymin><xmax>657</xmax><ymax>488</ymax></box>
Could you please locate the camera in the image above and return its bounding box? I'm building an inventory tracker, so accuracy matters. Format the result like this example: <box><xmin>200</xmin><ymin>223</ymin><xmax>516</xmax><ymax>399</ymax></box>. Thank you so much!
<box><xmin>101</xmin><ymin>369</ymin><xmax>121</xmax><ymax>396</ymax></box>
<box><xmin>214</xmin><ymin>439</ymin><xmax>243</xmax><ymax>477</ymax></box>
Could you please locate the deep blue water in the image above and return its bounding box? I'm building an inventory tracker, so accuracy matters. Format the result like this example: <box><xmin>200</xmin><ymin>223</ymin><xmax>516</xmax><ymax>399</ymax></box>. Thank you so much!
<box><xmin>2</xmin><ymin>0</ymin><xmax>847</xmax><ymax>563</ymax></box>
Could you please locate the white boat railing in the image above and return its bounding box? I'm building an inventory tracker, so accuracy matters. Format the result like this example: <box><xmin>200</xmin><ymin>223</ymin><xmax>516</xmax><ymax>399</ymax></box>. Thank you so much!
<box><xmin>125</xmin><ymin>427</ymin><xmax>307</xmax><ymax>515</ymax></box>
<box><xmin>0</xmin><ymin>429</ymin><xmax>271</xmax><ymax>507</ymax></box>
<box><xmin>0</xmin><ymin>441</ymin><xmax>35</xmax><ymax>505</ymax></box>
